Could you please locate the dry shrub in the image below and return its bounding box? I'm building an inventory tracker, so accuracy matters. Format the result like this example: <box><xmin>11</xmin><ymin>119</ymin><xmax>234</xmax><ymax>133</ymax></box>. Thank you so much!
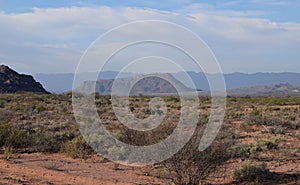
<box><xmin>117</xmin><ymin>113</ymin><xmax>233</xmax><ymax>184</ymax></box>
<box><xmin>63</xmin><ymin>136</ymin><xmax>94</xmax><ymax>159</ymax></box>
<box><xmin>160</xmin><ymin>123</ymin><xmax>234</xmax><ymax>185</ymax></box>
<box><xmin>0</xmin><ymin>122</ymin><xmax>31</xmax><ymax>149</ymax></box>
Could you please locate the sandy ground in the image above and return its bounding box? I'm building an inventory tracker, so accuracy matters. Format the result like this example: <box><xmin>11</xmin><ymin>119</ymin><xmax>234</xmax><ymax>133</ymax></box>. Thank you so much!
<box><xmin>0</xmin><ymin>152</ymin><xmax>299</xmax><ymax>185</ymax></box>
<box><xmin>0</xmin><ymin>153</ymin><xmax>166</xmax><ymax>185</ymax></box>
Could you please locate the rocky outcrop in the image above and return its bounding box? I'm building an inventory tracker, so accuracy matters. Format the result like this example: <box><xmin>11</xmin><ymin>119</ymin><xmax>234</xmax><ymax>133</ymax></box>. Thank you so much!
<box><xmin>0</xmin><ymin>65</ymin><xmax>48</xmax><ymax>93</ymax></box>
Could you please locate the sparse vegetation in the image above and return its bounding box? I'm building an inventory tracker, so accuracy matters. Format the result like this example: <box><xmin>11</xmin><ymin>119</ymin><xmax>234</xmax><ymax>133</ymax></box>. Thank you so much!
<box><xmin>160</xmin><ymin>124</ymin><xmax>234</xmax><ymax>185</ymax></box>
<box><xmin>0</xmin><ymin>94</ymin><xmax>299</xmax><ymax>184</ymax></box>
<box><xmin>234</xmin><ymin>161</ymin><xmax>269</xmax><ymax>183</ymax></box>
<box><xmin>232</xmin><ymin>139</ymin><xmax>278</xmax><ymax>160</ymax></box>
<box><xmin>64</xmin><ymin>136</ymin><xmax>94</xmax><ymax>159</ymax></box>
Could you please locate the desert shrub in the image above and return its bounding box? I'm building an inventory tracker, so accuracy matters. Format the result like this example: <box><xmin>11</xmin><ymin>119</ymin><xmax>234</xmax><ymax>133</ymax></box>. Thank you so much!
<box><xmin>253</xmin><ymin>140</ymin><xmax>278</xmax><ymax>152</ymax></box>
<box><xmin>165</xmin><ymin>96</ymin><xmax>180</xmax><ymax>102</ymax></box>
<box><xmin>240</xmin><ymin>122</ymin><xmax>255</xmax><ymax>133</ymax></box>
<box><xmin>246</xmin><ymin>111</ymin><xmax>298</xmax><ymax>131</ymax></box>
<box><xmin>0</xmin><ymin>122</ymin><xmax>31</xmax><ymax>149</ymax></box>
<box><xmin>234</xmin><ymin>162</ymin><xmax>269</xmax><ymax>182</ymax></box>
<box><xmin>160</xmin><ymin>124</ymin><xmax>234</xmax><ymax>185</ymax></box>
<box><xmin>263</xmin><ymin>117</ymin><xmax>286</xmax><ymax>127</ymax></box>
<box><xmin>232</xmin><ymin>140</ymin><xmax>278</xmax><ymax>161</ymax></box>
<box><xmin>246</xmin><ymin>109</ymin><xmax>263</xmax><ymax>125</ymax></box>
<box><xmin>116</xmin><ymin>114</ymin><xmax>233</xmax><ymax>184</ymax></box>
<box><xmin>0</xmin><ymin>109</ymin><xmax>14</xmax><ymax>123</ymax></box>
<box><xmin>169</xmin><ymin>104</ymin><xmax>181</xmax><ymax>110</ymax></box>
<box><xmin>286</xmin><ymin>115</ymin><xmax>296</xmax><ymax>121</ymax></box>
<box><xmin>231</xmin><ymin>111</ymin><xmax>245</xmax><ymax>119</ymax></box>
<box><xmin>0</xmin><ymin>122</ymin><xmax>66</xmax><ymax>153</ymax></box>
<box><xmin>63</xmin><ymin>136</ymin><xmax>94</xmax><ymax>159</ymax></box>
<box><xmin>117</xmin><ymin>117</ymin><xmax>177</xmax><ymax>146</ymax></box>
<box><xmin>252</xmin><ymin>108</ymin><xmax>261</xmax><ymax>117</ymax></box>
<box><xmin>32</xmin><ymin>131</ymin><xmax>62</xmax><ymax>153</ymax></box>
<box><xmin>270</xmin><ymin>126</ymin><xmax>286</xmax><ymax>135</ymax></box>
<box><xmin>232</xmin><ymin>143</ymin><xmax>255</xmax><ymax>160</ymax></box>
<box><xmin>263</xmin><ymin>116</ymin><xmax>298</xmax><ymax>130</ymax></box>
<box><xmin>3</xmin><ymin>146</ymin><xmax>13</xmax><ymax>159</ymax></box>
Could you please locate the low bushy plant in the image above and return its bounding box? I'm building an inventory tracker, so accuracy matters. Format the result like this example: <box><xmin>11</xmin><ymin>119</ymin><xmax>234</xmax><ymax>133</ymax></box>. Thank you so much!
<box><xmin>234</xmin><ymin>162</ymin><xmax>269</xmax><ymax>182</ymax></box>
<box><xmin>63</xmin><ymin>136</ymin><xmax>94</xmax><ymax>159</ymax></box>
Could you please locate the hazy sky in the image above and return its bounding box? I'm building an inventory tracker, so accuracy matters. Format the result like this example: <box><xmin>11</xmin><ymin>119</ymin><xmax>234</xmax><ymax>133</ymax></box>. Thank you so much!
<box><xmin>0</xmin><ymin>0</ymin><xmax>299</xmax><ymax>74</ymax></box>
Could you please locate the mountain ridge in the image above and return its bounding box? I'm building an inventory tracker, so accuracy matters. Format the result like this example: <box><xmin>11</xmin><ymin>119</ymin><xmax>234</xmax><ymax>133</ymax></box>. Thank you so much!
<box><xmin>35</xmin><ymin>71</ymin><xmax>300</xmax><ymax>93</ymax></box>
<box><xmin>75</xmin><ymin>73</ymin><xmax>193</xmax><ymax>95</ymax></box>
<box><xmin>227</xmin><ymin>83</ymin><xmax>300</xmax><ymax>96</ymax></box>
<box><xmin>0</xmin><ymin>65</ymin><xmax>48</xmax><ymax>94</ymax></box>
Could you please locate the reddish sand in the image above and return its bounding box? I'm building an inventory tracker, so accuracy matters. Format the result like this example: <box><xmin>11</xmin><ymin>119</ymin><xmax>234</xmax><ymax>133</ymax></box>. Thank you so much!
<box><xmin>0</xmin><ymin>153</ymin><xmax>165</xmax><ymax>185</ymax></box>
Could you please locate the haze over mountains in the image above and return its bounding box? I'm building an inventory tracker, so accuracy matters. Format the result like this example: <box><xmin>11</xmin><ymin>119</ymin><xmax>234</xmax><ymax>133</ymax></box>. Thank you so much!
<box><xmin>35</xmin><ymin>71</ymin><xmax>300</xmax><ymax>94</ymax></box>
<box><xmin>34</xmin><ymin>72</ymin><xmax>135</xmax><ymax>94</ymax></box>
<box><xmin>227</xmin><ymin>83</ymin><xmax>300</xmax><ymax>97</ymax></box>
<box><xmin>1</xmin><ymin>64</ymin><xmax>300</xmax><ymax>96</ymax></box>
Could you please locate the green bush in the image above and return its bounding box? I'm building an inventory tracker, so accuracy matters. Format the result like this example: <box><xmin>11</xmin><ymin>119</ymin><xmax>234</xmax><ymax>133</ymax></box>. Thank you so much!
<box><xmin>32</xmin><ymin>132</ymin><xmax>62</xmax><ymax>153</ymax></box>
<box><xmin>234</xmin><ymin>162</ymin><xmax>269</xmax><ymax>182</ymax></box>
<box><xmin>64</xmin><ymin>136</ymin><xmax>94</xmax><ymax>159</ymax></box>
<box><xmin>165</xmin><ymin>96</ymin><xmax>180</xmax><ymax>102</ymax></box>
<box><xmin>0</xmin><ymin>122</ymin><xmax>31</xmax><ymax>148</ymax></box>
<box><xmin>232</xmin><ymin>140</ymin><xmax>278</xmax><ymax>160</ymax></box>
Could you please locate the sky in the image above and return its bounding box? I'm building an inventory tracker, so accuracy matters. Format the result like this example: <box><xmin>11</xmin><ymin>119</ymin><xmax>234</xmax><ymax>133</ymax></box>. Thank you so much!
<box><xmin>0</xmin><ymin>0</ymin><xmax>299</xmax><ymax>74</ymax></box>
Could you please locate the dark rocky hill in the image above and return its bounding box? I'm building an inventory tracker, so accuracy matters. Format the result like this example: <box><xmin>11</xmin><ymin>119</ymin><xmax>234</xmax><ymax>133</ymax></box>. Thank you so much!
<box><xmin>0</xmin><ymin>65</ymin><xmax>48</xmax><ymax>93</ymax></box>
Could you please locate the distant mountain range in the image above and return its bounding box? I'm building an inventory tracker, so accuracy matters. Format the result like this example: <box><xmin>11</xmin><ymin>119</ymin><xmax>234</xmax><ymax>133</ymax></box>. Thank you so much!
<box><xmin>0</xmin><ymin>65</ymin><xmax>48</xmax><ymax>93</ymax></box>
<box><xmin>75</xmin><ymin>74</ymin><xmax>192</xmax><ymax>95</ymax></box>
<box><xmin>227</xmin><ymin>83</ymin><xmax>300</xmax><ymax>96</ymax></box>
<box><xmin>1</xmin><ymin>65</ymin><xmax>300</xmax><ymax>96</ymax></box>
<box><xmin>35</xmin><ymin>71</ymin><xmax>300</xmax><ymax>94</ymax></box>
